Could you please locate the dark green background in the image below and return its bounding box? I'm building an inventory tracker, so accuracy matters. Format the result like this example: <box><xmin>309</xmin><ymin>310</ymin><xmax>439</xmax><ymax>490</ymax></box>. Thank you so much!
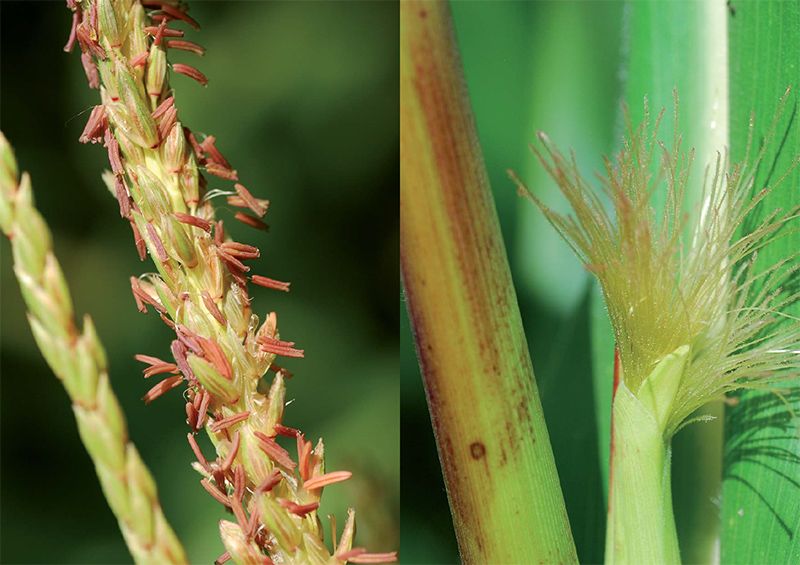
<box><xmin>0</xmin><ymin>2</ymin><xmax>398</xmax><ymax>563</ymax></box>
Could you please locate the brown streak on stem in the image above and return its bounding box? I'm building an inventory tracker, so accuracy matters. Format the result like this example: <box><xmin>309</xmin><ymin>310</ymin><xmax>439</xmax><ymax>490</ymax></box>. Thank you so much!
<box><xmin>400</xmin><ymin>2</ymin><xmax>576</xmax><ymax>563</ymax></box>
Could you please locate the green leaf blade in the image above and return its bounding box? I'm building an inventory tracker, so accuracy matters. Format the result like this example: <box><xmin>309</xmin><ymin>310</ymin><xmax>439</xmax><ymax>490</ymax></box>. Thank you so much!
<box><xmin>723</xmin><ymin>2</ymin><xmax>800</xmax><ymax>563</ymax></box>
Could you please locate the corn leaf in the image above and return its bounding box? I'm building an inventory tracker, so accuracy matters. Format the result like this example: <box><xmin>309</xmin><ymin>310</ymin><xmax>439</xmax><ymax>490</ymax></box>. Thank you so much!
<box><xmin>721</xmin><ymin>2</ymin><xmax>800</xmax><ymax>562</ymax></box>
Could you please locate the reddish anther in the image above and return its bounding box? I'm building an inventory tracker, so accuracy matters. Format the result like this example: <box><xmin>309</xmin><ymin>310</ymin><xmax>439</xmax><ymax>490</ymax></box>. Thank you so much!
<box><xmin>185</xmin><ymin>128</ymin><xmax>205</xmax><ymax>160</ymax></box>
<box><xmin>220</xmin><ymin>432</ymin><xmax>241</xmax><ymax>471</ymax></box>
<box><xmin>76</xmin><ymin>22</ymin><xmax>105</xmax><ymax>59</ymax></box>
<box><xmin>142</xmin><ymin>375</ymin><xmax>183</xmax><ymax>404</ymax></box>
<box><xmin>255</xmin><ymin>469</ymin><xmax>282</xmax><ymax>493</ymax></box>
<box><xmin>217</xmin><ymin>248</ymin><xmax>249</xmax><ymax>274</ymax></box>
<box><xmin>298</xmin><ymin>437</ymin><xmax>313</xmax><ymax>481</ymax></box>
<box><xmin>200</xmin><ymin>478</ymin><xmax>230</xmax><ymax>507</ymax></box>
<box><xmin>196</xmin><ymin>390</ymin><xmax>211</xmax><ymax>429</ymax></box>
<box><xmin>274</xmin><ymin>424</ymin><xmax>301</xmax><ymax>438</ymax></box>
<box><xmin>268</xmin><ymin>363</ymin><xmax>293</xmax><ymax>379</ymax></box>
<box><xmin>214</xmin><ymin>552</ymin><xmax>231</xmax><ymax>565</ymax></box>
<box><xmin>157</xmin><ymin>105</ymin><xmax>178</xmax><ymax>141</ymax></box>
<box><xmin>245</xmin><ymin>506</ymin><xmax>261</xmax><ymax>539</ymax></box>
<box><xmin>349</xmin><ymin>552</ymin><xmax>399</xmax><ymax>564</ymax></box>
<box><xmin>251</xmin><ymin>275</ymin><xmax>290</xmax><ymax>292</ymax></box>
<box><xmin>191</xmin><ymin>389</ymin><xmax>203</xmax><ymax>410</ymax></box>
<box><xmin>261</xmin><ymin>335</ymin><xmax>296</xmax><ymax>348</ymax></box>
<box><xmin>175</xmin><ymin>325</ymin><xmax>203</xmax><ymax>354</ymax></box>
<box><xmin>159</xmin><ymin>313</ymin><xmax>176</xmax><ymax>330</ymax></box>
<box><xmin>234</xmin><ymin>211</ymin><xmax>268</xmax><ymax>231</ymax></box>
<box><xmin>64</xmin><ymin>10</ymin><xmax>80</xmax><ymax>52</ymax></box>
<box><xmin>152</xmin><ymin>19</ymin><xmax>169</xmax><ymax>46</ymax></box>
<box><xmin>152</xmin><ymin>96</ymin><xmax>175</xmax><ymax>120</ymax></box>
<box><xmin>258</xmin><ymin>336</ymin><xmax>305</xmax><ymax>358</ymax></box>
<box><xmin>114</xmin><ymin>177</ymin><xmax>131</xmax><ymax>218</ymax></box>
<box><xmin>233</xmin><ymin>465</ymin><xmax>246</xmax><ymax>502</ymax></box>
<box><xmin>81</xmin><ymin>51</ymin><xmax>100</xmax><ymax>89</ymax></box>
<box><xmin>130</xmin><ymin>277</ymin><xmax>166</xmax><ymax>313</ymax></box>
<box><xmin>171</xmin><ymin>340</ymin><xmax>196</xmax><ymax>383</ymax></box>
<box><xmin>220</xmin><ymin>241</ymin><xmax>260</xmax><ymax>259</ymax></box>
<box><xmin>130</xmin><ymin>51</ymin><xmax>149</xmax><ymax>67</ymax></box>
<box><xmin>192</xmin><ymin>388</ymin><xmax>203</xmax><ymax>409</ymax></box>
<box><xmin>89</xmin><ymin>0</ymin><xmax>98</xmax><ymax>31</ymax></box>
<box><xmin>105</xmin><ymin>129</ymin><xmax>124</xmax><ymax>175</ymax></box>
<box><xmin>142</xmin><ymin>361</ymin><xmax>179</xmax><ymax>378</ymax></box>
<box><xmin>230</xmin><ymin>496</ymin><xmax>248</xmax><ymax>531</ymax></box>
<box><xmin>201</xmin><ymin>290</ymin><xmax>226</xmax><ymax>325</ymax></box>
<box><xmin>234</xmin><ymin>183</ymin><xmax>268</xmax><ymax>217</ymax></box>
<box><xmin>253</xmin><ymin>431</ymin><xmax>297</xmax><ymax>470</ymax></box>
<box><xmin>303</xmin><ymin>470</ymin><xmax>353</xmax><ymax>491</ymax></box>
<box><xmin>187</xmin><ymin>432</ymin><xmax>210</xmax><ymax>469</ymax></box>
<box><xmin>130</xmin><ymin>277</ymin><xmax>146</xmax><ymax>313</ymax></box>
<box><xmin>79</xmin><ymin>105</ymin><xmax>107</xmax><ymax>144</ymax></box>
<box><xmin>144</xmin><ymin>25</ymin><xmax>184</xmax><ymax>38</ymax></box>
<box><xmin>166</xmin><ymin>39</ymin><xmax>205</xmax><ymax>56</ymax></box>
<box><xmin>197</xmin><ymin>337</ymin><xmax>233</xmax><ymax>380</ymax></box>
<box><xmin>135</xmin><ymin>353</ymin><xmax>167</xmax><ymax>366</ymax></box>
<box><xmin>145</xmin><ymin>222</ymin><xmax>169</xmax><ymax>262</ymax></box>
<box><xmin>230</xmin><ymin>270</ymin><xmax>249</xmax><ymax>289</ymax></box>
<box><xmin>212</xmin><ymin>467</ymin><xmax>226</xmax><ymax>489</ymax></box>
<box><xmin>278</xmin><ymin>499</ymin><xmax>319</xmax><ymax>517</ymax></box>
<box><xmin>201</xmin><ymin>135</ymin><xmax>231</xmax><ymax>169</ymax></box>
<box><xmin>226</xmin><ymin>196</ymin><xmax>247</xmax><ymax>208</ymax></box>
<box><xmin>160</xmin><ymin>3</ymin><xmax>201</xmax><ymax>30</ymax></box>
<box><xmin>205</xmin><ymin>161</ymin><xmax>238</xmax><ymax>180</ymax></box>
<box><xmin>341</xmin><ymin>550</ymin><xmax>398</xmax><ymax>564</ymax></box>
<box><xmin>337</xmin><ymin>549</ymin><xmax>367</xmax><ymax>562</ymax></box>
<box><xmin>185</xmin><ymin>401</ymin><xmax>198</xmax><ymax>429</ymax></box>
<box><xmin>209</xmin><ymin>411</ymin><xmax>250</xmax><ymax>433</ymax></box>
<box><xmin>129</xmin><ymin>220</ymin><xmax>147</xmax><ymax>260</ymax></box>
<box><xmin>172</xmin><ymin>63</ymin><xmax>208</xmax><ymax>86</ymax></box>
<box><xmin>174</xmin><ymin>212</ymin><xmax>212</xmax><ymax>232</ymax></box>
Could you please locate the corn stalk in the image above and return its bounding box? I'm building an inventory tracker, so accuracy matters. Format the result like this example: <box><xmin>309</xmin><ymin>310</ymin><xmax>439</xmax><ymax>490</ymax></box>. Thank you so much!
<box><xmin>401</xmin><ymin>1</ymin><xmax>577</xmax><ymax>562</ymax></box>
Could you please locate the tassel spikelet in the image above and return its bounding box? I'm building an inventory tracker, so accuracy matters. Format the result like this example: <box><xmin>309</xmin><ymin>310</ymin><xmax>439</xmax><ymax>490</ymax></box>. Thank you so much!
<box><xmin>513</xmin><ymin>92</ymin><xmax>800</xmax><ymax>438</ymax></box>
<box><xmin>65</xmin><ymin>0</ymin><xmax>396</xmax><ymax>562</ymax></box>
<box><xmin>0</xmin><ymin>134</ymin><xmax>188</xmax><ymax>564</ymax></box>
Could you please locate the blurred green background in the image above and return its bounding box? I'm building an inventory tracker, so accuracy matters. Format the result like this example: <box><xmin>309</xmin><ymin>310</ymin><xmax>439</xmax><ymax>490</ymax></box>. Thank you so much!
<box><xmin>0</xmin><ymin>2</ymin><xmax>398</xmax><ymax>563</ymax></box>
<box><xmin>401</xmin><ymin>2</ymin><xmax>623</xmax><ymax>563</ymax></box>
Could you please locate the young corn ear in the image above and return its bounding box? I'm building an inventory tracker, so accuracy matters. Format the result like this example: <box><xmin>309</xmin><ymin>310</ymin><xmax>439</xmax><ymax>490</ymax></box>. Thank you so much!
<box><xmin>514</xmin><ymin>93</ymin><xmax>800</xmax><ymax>563</ymax></box>
<box><xmin>67</xmin><ymin>0</ymin><xmax>396</xmax><ymax>562</ymax></box>
<box><xmin>514</xmin><ymin>94</ymin><xmax>800</xmax><ymax>439</ymax></box>
<box><xmin>0</xmin><ymin>133</ymin><xmax>187</xmax><ymax>564</ymax></box>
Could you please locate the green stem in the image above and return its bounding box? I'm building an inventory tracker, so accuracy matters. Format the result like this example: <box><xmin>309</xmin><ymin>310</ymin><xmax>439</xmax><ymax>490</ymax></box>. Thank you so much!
<box><xmin>606</xmin><ymin>381</ymin><xmax>679</xmax><ymax>565</ymax></box>
<box><xmin>401</xmin><ymin>1</ymin><xmax>577</xmax><ymax>562</ymax></box>
<box><xmin>607</xmin><ymin>2</ymin><xmax>729</xmax><ymax>561</ymax></box>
